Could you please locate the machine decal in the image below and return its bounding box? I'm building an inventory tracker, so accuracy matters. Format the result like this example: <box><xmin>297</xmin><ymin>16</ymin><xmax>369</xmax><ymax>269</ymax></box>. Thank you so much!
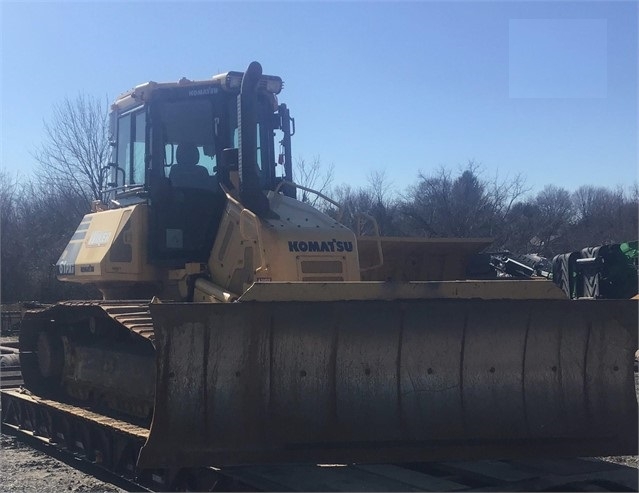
<box><xmin>288</xmin><ymin>240</ymin><xmax>353</xmax><ymax>253</ymax></box>
<box><xmin>188</xmin><ymin>86</ymin><xmax>218</xmax><ymax>97</ymax></box>
<box><xmin>56</xmin><ymin>241</ymin><xmax>83</xmax><ymax>276</ymax></box>
<box><xmin>57</xmin><ymin>262</ymin><xmax>75</xmax><ymax>275</ymax></box>
<box><xmin>76</xmin><ymin>220</ymin><xmax>91</xmax><ymax>232</ymax></box>
<box><xmin>87</xmin><ymin>231</ymin><xmax>112</xmax><ymax>247</ymax></box>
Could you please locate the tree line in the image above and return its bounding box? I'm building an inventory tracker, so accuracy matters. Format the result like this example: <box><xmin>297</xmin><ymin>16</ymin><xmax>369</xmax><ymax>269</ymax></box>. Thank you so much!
<box><xmin>326</xmin><ymin>163</ymin><xmax>638</xmax><ymax>258</ymax></box>
<box><xmin>1</xmin><ymin>95</ymin><xmax>637</xmax><ymax>303</ymax></box>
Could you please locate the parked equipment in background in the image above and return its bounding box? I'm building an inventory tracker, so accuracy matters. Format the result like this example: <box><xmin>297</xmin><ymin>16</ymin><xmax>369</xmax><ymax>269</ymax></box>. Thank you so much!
<box><xmin>552</xmin><ymin>241</ymin><xmax>638</xmax><ymax>300</ymax></box>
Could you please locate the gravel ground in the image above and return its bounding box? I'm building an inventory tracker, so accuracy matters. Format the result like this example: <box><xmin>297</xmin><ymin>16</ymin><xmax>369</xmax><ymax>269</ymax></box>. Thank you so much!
<box><xmin>0</xmin><ymin>434</ymin><xmax>125</xmax><ymax>492</ymax></box>
<box><xmin>599</xmin><ymin>455</ymin><xmax>639</xmax><ymax>468</ymax></box>
<box><xmin>595</xmin><ymin>372</ymin><xmax>639</xmax><ymax>469</ymax></box>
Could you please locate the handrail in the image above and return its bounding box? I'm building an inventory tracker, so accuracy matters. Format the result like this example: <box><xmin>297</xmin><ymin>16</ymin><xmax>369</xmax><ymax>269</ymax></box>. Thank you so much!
<box><xmin>112</xmin><ymin>185</ymin><xmax>146</xmax><ymax>196</ymax></box>
<box><xmin>274</xmin><ymin>180</ymin><xmax>344</xmax><ymax>219</ymax></box>
<box><xmin>354</xmin><ymin>212</ymin><xmax>385</xmax><ymax>272</ymax></box>
<box><xmin>108</xmin><ymin>186</ymin><xmax>147</xmax><ymax>208</ymax></box>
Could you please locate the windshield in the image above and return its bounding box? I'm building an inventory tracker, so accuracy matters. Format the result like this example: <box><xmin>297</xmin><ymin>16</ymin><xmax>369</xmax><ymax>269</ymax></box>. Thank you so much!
<box><xmin>154</xmin><ymin>94</ymin><xmax>276</xmax><ymax>191</ymax></box>
<box><xmin>158</xmin><ymin>97</ymin><xmax>224</xmax><ymax>190</ymax></box>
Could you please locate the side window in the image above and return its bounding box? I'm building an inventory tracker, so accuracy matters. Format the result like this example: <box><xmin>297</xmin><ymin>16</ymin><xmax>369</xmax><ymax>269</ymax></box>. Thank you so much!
<box><xmin>256</xmin><ymin>123</ymin><xmax>262</xmax><ymax>171</ymax></box>
<box><xmin>117</xmin><ymin>114</ymin><xmax>131</xmax><ymax>186</ymax></box>
<box><xmin>164</xmin><ymin>144</ymin><xmax>175</xmax><ymax>178</ymax></box>
<box><xmin>116</xmin><ymin>109</ymin><xmax>146</xmax><ymax>187</ymax></box>
<box><xmin>131</xmin><ymin>112</ymin><xmax>146</xmax><ymax>185</ymax></box>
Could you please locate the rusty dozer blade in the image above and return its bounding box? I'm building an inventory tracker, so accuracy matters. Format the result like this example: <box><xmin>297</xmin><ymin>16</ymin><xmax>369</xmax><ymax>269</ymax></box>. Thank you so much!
<box><xmin>139</xmin><ymin>298</ymin><xmax>638</xmax><ymax>468</ymax></box>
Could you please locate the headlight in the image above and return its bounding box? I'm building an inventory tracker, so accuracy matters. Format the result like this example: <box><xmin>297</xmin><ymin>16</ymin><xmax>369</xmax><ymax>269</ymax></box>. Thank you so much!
<box><xmin>212</xmin><ymin>71</ymin><xmax>283</xmax><ymax>94</ymax></box>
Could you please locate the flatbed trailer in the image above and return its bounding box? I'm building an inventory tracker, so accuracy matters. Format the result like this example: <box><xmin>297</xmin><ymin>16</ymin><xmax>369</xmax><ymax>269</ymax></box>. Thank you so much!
<box><xmin>2</xmin><ymin>388</ymin><xmax>637</xmax><ymax>492</ymax></box>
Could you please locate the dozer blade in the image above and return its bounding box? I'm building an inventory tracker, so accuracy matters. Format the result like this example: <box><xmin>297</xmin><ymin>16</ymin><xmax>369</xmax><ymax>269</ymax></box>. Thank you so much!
<box><xmin>139</xmin><ymin>298</ymin><xmax>637</xmax><ymax>468</ymax></box>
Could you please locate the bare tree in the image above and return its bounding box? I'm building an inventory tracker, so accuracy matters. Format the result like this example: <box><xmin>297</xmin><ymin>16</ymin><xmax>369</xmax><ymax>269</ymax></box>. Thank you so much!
<box><xmin>293</xmin><ymin>155</ymin><xmax>335</xmax><ymax>207</ymax></box>
<box><xmin>33</xmin><ymin>94</ymin><xmax>110</xmax><ymax>204</ymax></box>
<box><xmin>326</xmin><ymin>169</ymin><xmax>402</xmax><ymax>236</ymax></box>
<box><xmin>14</xmin><ymin>181</ymin><xmax>95</xmax><ymax>302</ymax></box>
<box><xmin>570</xmin><ymin>184</ymin><xmax>638</xmax><ymax>248</ymax></box>
<box><xmin>499</xmin><ymin>201</ymin><xmax>539</xmax><ymax>253</ymax></box>
<box><xmin>364</xmin><ymin>170</ymin><xmax>399</xmax><ymax>235</ymax></box>
<box><xmin>1</xmin><ymin>171</ymin><xmax>97</xmax><ymax>303</ymax></box>
<box><xmin>523</xmin><ymin>185</ymin><xmax>575</xmax><ymax>256</ymax></box>
<box><xmin>401</xmin><ymin>161</ymin><xmax>526</xmax><ymax>238</ymax></box>
<box><xmin>367</xmin><ymin>169</ymin><xmax>394</xmax><ymax>205</ymax></box>
<box><xmin>0</xmin><ymin>170</ymin><xmax>19</xmax><ymax>232</ymax></box>
<box><xmin>0</xmin><ymin>170</ymin><xmax>21</xmax><ymax>300</ymax></box>
<box><xmin>485</xmin><ymin>170</ymin><xmax>530</xmax><ymax>224</ymax></box>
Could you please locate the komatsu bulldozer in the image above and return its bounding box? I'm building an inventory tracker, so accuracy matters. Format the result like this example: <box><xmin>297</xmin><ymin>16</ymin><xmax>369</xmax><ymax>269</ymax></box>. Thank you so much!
<box><xmin>19</xmin><ymin>62</ymin><xmax>638</xmax><ymax>470</ymax></box>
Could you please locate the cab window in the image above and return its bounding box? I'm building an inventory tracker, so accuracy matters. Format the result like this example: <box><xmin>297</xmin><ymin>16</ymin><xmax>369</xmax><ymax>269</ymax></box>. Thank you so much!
<box><xmin>116</xmin><ymin>108</ymin><xmax>146</xmax><ymax>186</ymax></box>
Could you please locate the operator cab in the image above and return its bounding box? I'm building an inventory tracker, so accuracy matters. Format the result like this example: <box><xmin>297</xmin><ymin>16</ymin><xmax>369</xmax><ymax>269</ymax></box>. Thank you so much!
<box><xmin>105</xmin><ymin>70</ymin><xmax>294</xmax><ymax>268</ymax></box>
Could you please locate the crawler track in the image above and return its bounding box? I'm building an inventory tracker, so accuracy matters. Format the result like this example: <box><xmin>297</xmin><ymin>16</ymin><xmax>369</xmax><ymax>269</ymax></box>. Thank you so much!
<box><xmin>2</xmin><ymin>388</ymin><xmax>637</xmax><ymax>492</ymax></box>
<box><xmin>19</xmin><ymin>301</ymin><xmax>156</xmax><ymax>420</ymax></box>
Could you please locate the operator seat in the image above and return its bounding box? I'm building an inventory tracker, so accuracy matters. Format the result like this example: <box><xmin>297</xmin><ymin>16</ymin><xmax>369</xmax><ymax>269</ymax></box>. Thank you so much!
<box><xmin>170</xmin><ymin>144</ymin><xmax>210</xmax><ymax>188</ymax></box>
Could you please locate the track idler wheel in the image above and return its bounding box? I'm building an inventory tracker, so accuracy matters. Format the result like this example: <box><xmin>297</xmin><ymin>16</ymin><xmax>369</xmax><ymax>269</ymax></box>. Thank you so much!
<box><xmin>20</xmin><ymin>315</ymin><xmax>65</xmax><ymax>397</ymax></box>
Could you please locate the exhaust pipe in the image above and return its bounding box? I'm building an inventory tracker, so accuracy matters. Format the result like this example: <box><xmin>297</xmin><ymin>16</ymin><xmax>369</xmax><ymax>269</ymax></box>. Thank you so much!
<box><xmin>238</xmin><ymin>61</ymin><xmax>270</xmax><ymax>217</ymax></box>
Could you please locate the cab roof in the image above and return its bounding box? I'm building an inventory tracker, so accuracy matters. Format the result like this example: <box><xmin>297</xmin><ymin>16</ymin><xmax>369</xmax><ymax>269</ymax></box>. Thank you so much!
<box><xmin>111</xmin><ymin>71</ymin><xmax>283</xmax><ymax>113</ymax></box>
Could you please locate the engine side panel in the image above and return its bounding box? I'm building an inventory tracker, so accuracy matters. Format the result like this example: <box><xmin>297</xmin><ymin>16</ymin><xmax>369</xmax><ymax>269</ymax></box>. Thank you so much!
<box><xmin>56</xmin><ymin>205</ymin><xmax>160</xmax><ymax>284</ymax></box>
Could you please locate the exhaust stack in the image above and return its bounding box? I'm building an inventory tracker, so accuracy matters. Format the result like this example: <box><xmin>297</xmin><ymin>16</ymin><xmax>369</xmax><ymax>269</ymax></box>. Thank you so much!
<box><xmin>238</xmin><ymin>61</ymin><xmax>270</xmax><ymax>217</ymax></box>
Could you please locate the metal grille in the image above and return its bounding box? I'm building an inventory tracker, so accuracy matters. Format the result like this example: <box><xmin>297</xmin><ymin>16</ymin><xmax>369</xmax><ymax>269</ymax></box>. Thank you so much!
<box><xmin>300</xmin><ymin>260</ymin><xmax>343</xmax><ymax>274</ymax></box>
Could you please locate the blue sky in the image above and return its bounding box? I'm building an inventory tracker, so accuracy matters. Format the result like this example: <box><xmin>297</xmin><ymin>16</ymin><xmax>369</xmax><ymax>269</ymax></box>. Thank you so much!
<box><xmin>1</xmin><ymin>1</ymin><xmax>637</xmax><ymax>197</ymax></box>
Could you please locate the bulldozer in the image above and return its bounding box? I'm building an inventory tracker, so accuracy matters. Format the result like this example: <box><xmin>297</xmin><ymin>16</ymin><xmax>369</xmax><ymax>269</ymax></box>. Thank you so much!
<box><xmin>19</xmin><ymin>62</ymin><xmax>638</xmax><ymax>470</ymax></box>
